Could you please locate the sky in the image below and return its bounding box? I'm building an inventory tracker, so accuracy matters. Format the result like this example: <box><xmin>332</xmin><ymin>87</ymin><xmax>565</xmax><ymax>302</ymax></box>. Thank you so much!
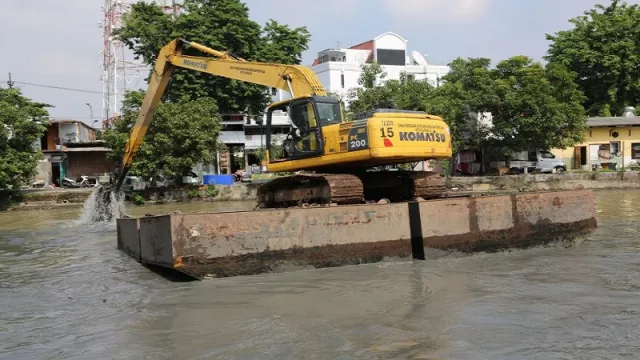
<box><xmin>0</xmin><ymin>0</ymin><xmax>633</xmax><ymax>125</ymax></box>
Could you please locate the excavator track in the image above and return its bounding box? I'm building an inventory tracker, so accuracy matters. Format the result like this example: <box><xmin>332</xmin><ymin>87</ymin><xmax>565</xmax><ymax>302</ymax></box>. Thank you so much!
<box><xmin>256</xmin><ymin>173</ymin><xmax>364</xmax><ymax>208</ymax></box>
<box><xmin>255</xmin><ymin>171</ymin><xmax>446</xmax><ymax>209</ymax></box>
<box><xmin>409</xmin><ymin>171</ymin><xmax>447</xmax><ymax>199</ymax></box>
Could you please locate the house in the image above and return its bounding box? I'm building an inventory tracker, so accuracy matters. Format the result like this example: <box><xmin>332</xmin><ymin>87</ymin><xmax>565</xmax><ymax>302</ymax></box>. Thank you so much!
<box><xmin>308</xmin><ymin>31</ymin><xmax>450</xmax><ymax>104</ymax></box>
<box><xmin>552</xmin><ymin>107</ymin><xmax>640</xmax><ymax>171</ymax></box>
<box><xmin>212</xmin><ymin>113</ymin><xmax>291</xmax><ymax>175</ymax></box>
<box><xmin>34</xmin><ymin>119</ymin><xmax>114</xmax><ymax>187</ymax></box>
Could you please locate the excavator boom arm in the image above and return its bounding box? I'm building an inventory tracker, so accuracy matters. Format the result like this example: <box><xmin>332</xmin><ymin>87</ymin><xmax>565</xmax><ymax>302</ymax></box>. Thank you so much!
<box><xmin>112</xmin><ymin>38</ymin><xmax>327</xmax><ymax>191</ymax></box>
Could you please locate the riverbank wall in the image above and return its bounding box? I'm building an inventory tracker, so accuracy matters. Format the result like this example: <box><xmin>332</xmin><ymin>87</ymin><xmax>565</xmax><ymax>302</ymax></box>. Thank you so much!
<box><xmin>6</xmin><ymin>184</ymin><xmax>260</xmax><ymax>211</ymax></box>
<box><xmin>6</xmin><ymin>171</ymin><xmax>640</xmax><ymax>211</ymax></box>
<box><xmin>447</xmin><ymin>171</ymin><xmax>640</xmax><ymax>193</ymax></box>
<box><xmin>117</xmin><ymin>189</ymin><xmax>597</xmax><ymax>280</ymax></box>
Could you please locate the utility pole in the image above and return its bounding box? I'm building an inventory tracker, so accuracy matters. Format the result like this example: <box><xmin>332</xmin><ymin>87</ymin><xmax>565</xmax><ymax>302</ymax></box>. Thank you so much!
<box><xmin>86</xmin><ymin>103</ymin><xmax>94</xmax><ymax>125</ymax></box>
<box><xmin>7</xmin><ymin>73</ymin><xmax>14</xmax><ymax>88</ymax></box>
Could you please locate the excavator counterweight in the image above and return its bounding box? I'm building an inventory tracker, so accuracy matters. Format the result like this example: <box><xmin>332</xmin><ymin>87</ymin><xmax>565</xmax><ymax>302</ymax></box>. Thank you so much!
<box><xmin>107</xmin><ymin>38</ymin><xmax>453</xmax><ymax>211</ymax></box>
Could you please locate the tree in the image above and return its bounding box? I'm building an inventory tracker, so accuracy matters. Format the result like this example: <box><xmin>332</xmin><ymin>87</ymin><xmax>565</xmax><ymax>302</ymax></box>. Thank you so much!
<box><xmin>252</xmin><ymin>137</ymin><xmax>285</xmax><ymax>164</ymax></box>
<box><xmin>0</xmin><ymin>88</ymin><xmax>49</xmax><ymax>190</ymax></box>
<box><xmin>345</xmin><ymin>56</ymin><xmax>586</xmax><ymax>156</ymax></box>
<box><xmin>546</xmin><ymin>0</ymin><xmax>640</xmax><ymax>116</ymax></box>
<box><xmin>102</xmin><ymin>90</ymin><xmax>223</xmax><ymax>184</ymax></box>
<box><xmin>424</xmin><ymin>58</ymin><xmax>497</xmax><ymax>152</ymax></box>
<box><xmin>115</xmin><ymin>0</ymin><xmax>311</xmax><ymax>116</ymax></box>
<box><xmin>488</xmin><ymin>56</ymin><xmax>587</xmax><ymax>154</ymax></box>
<box><xmin>346</xmin><ymin>62</ymin><xmax>435</xmax><ymax>117</ymax></box>
<box><xmin>433</xmin><ymin>56</ymin><xmax>587</xmax><ymax>156</ymax></box>
<box><xmin>345</xmin><ymin>62</ymin><xmax>393</xmax><ymax>116</ymax></box>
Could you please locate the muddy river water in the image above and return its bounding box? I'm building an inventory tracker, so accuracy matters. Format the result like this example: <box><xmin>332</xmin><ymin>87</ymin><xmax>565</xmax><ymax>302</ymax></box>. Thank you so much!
<box><xmin>2</xmin><ymin>190</ymin><xmax>640</xmax><ymax>359</ymax></box>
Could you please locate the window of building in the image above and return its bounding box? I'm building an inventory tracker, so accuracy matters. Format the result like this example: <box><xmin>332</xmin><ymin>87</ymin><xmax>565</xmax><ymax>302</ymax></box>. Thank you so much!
<box><xmin>341</xmin><ymin>73</ymin><xmax>345</xmax><ymax>88</ymax></box>
<box><xmin>632</xmin><ymin>143</ymin><xmax>640</xmax><ymax>159</ymax></box>
<box><xmin>610</xmin><ymin>141</ymin><xmax>621</xmax><ymax>156</ymax></box>
<box><xmin>376</xmin><ymin>49</ymin><xmax>405</xmax><ymax>66</ymax></box>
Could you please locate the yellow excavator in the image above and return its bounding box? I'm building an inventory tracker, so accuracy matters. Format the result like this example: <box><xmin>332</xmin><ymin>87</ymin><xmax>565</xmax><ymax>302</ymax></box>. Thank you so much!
<box><xmin>108</xmin><ymin>38</ymin><xmax>453</xmax><ymax>208</ymax></box>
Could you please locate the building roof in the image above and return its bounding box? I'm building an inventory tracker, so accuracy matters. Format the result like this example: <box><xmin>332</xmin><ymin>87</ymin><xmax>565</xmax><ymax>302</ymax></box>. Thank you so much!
<box><xmin>348</xmin><ymin>39</ymin><xmax>373</xmax><ymax>50</ymax></box>
<box><xmin>373</xmin><ymin>31</ymin><xmax>408</xmax><ymax>43</ymax></box>
<box><xmin>587</xmin><ymin>116</ymin><xmax>640</xmax><ymax>127</ymax></box>
<box><xmin>48</xmin><ymin>118</ymin><xmax>97</xmax><ymax>131</ymax></box>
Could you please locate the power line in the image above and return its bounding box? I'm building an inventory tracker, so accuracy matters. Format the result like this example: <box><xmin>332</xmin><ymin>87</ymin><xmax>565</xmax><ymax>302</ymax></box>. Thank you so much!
<box><xmin>3</xmin><ymin>80</ymin><xmax>102</xmax><ymax>95</ymax></box>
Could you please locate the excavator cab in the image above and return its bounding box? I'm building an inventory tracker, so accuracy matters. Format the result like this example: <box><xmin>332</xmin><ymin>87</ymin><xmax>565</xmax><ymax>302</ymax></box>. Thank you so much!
<box><xmin>265</xmin><ymin>95</ymin><xmax>342</xmax><ymax>163</ymax></box>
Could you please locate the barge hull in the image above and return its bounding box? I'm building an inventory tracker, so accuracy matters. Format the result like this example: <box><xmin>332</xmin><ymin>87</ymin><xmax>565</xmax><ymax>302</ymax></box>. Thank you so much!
<box><xmin>116</xmin><ymin>189</ymin><xmax>597</xmax><ymax>280</ymax></box>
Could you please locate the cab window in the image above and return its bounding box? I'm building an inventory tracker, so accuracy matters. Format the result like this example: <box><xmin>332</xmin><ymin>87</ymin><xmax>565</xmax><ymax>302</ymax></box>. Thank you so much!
<box><xmin>289</xmin><ymin>101</ymin><xmax>318</xmax><ymax>129</ymax></box>
<box><xmin>540</xmin><ymin>151</ymin><xmax>555</xmax><ymax>159</ymax></box>
<box><xmin>316</xmin><ymin>102</ymin><xmax>341</xmax><ymax>126</ymax></box>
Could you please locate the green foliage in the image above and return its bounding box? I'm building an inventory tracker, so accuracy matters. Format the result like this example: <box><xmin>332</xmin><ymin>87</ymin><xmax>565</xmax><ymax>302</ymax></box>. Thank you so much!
<box><xmin>131</xmin><ymin>192</ymin><xmax>145</xmax><ymax>206</ymax></box>
<box><xmin>233</xmin><ymin>152</ymin><xmax>245</xmax><ymax>169</ymax></box>
<box><xmin>253</xmin><ymin>146</ymin><xmax>267</xmax><ymax>163</ymax></box>
<box><xmin>103</xmin><ymin>90</ymin><xmax>222</xmax><ymax>181</ymax></box>
<box><xmin>204</xmin><ymin>184</ymin><xmax>218</xmax><ymax>197</ymax></box>
<box><xmin>396</xmin><ymin>163</ymin><xmax>413</xmax><ymax>171</ymax></box>
<box><xmin>346</xmin><ymin>62</ymin><xmax>436</xmax><ymax>118</ymax></box>
<box><xmin>546</xmin><ymin>0</ymin><xmax>640</xmax><ymax>116</ymax></box>
<box><xmin>0</xmin><ymin>189</ymin><xmax>23</xmax><ymax>209</ymax></box>
<box><xmin>0</xmin><ymin>88</ymin><xmax>50</xmax><ymax>190</ymax></box>
<box><xmin>253</xmin><ymin>137</ymin><xmax>285</xmax><ymax>163</ymax></box>
<box><xmin>431</xmin><ymin>56</ymin><xmax>587</xmax><ymax>155</ymax></box>
<box><xmin>346</xmin><ymin>56</ymin><xmax>587</xmax><ymax>156</ymax></box>
<box><xmin>424</xmin><ymin>58</ymin><xmax>497</xmax><ymax>151</ymax></box>
<box><xmin>187</xmin><ymin>188</ymin><xmax>201</xmax><ymax>199</ymax></box>
<box><xmin>114</xmin><ymin>0</ymin><xmax>311</xmax><ymax>116</ymax></box>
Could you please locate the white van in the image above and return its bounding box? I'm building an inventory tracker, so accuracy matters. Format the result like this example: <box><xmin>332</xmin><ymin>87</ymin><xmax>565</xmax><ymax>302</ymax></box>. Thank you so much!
<box><xmin>490</xmin><ymin>150</ymin><xmax>567</xmax><ymax>174</ymax></box>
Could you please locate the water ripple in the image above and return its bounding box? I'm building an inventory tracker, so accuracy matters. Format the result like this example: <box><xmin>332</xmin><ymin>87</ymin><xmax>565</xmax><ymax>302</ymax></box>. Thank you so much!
<box><xmin>1</xmin><ymin>190</ymin><xmax>640</xmax><ymax>359</ymax></box>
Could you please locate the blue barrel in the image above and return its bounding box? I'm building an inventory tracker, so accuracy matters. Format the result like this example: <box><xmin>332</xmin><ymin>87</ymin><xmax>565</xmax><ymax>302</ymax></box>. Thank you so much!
<box><xmin>202</xmin><ymin>174</ymin><xmax>234</xmax><ymax>185</ymax></box>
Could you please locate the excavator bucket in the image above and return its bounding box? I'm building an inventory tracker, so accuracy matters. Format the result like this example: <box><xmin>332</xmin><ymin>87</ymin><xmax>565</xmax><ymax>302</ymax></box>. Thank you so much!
<box><xmin>88</xmin><ymin>185</ymin><xmax>125</xmax><ymax>223</ymax></box>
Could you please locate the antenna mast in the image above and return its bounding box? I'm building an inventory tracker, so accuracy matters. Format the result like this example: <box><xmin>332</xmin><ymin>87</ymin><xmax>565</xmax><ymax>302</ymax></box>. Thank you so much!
<box><xmin>100</xmin><ymin>0</ymin><xmax>181</xmax><ymax>129</ymax></box>
<box><xmin>101</xmin><ymin>0</ymin><xmax>131</xmax><ymax>127</ymax></box>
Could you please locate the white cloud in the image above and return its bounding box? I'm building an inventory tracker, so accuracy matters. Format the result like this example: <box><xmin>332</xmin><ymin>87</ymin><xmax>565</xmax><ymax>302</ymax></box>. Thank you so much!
<box><xmin>382</xmin><ymin>0</ymin><xmax>491</xmax><ymax>21</ymax></box>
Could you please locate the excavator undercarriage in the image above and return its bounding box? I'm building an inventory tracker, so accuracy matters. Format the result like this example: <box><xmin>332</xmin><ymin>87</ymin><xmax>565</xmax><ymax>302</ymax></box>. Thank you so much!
<box><xmin>255</xmin><ymin>170</ymin><xmax>446</xmax><ymax>208</ymax></box>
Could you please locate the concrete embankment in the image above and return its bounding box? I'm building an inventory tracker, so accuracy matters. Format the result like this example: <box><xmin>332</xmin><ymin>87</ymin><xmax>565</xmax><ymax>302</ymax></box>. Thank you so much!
<box><xmin>7</xmin><ymin>184</ymin><xmax>259</xmax><ymax>211</ymax></box>
<box><xmin>8</xmin><ymin>171</ymin><xmax>637</xmax><ymax>211</ymax></box>
<box><xmin>5</xmin><ymin>188</ymin><xmax>96</xmax><ymax>210</ymax></box>
<box><xmin>117</xmin><ymin>189</ymin><xmax>598</xmax><ymax>280</ymax></box>
<box><xmin>448</xmin><ymin>171</ymin><xmax>640</xmax><ymax>194</ymax></box>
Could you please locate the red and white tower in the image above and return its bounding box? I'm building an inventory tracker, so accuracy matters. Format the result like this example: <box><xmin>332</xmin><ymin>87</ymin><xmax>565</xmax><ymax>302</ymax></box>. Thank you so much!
<box><xmin>101</xmin><ymin>0</ymin><xmax>128</xmax><ymax>125</ymax></box>
<box><xmin>100</xmin><ymin>1</ymin><xmax>182</xmax><ymax>128</ymax></box>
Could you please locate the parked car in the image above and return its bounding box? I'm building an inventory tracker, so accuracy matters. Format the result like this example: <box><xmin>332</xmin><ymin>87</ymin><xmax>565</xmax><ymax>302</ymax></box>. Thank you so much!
<box><xmin>490</xmin><ymin>149</ymin><xmax>567</xmax><ymax>174</ymax></box>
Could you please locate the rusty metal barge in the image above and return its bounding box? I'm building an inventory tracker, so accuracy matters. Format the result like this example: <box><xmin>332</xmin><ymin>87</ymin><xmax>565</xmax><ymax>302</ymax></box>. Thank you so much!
<box><xmin>116</xmin><ymin>189</ymin><xmax>598</xmax><ymax>280</ymax></box>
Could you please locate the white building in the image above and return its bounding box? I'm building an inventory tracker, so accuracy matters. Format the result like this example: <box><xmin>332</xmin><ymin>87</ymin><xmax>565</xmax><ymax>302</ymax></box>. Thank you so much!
<box><xmin>310</xmin><ymin>31</ymin><xmax>450</xmax><ymax>103</ymax></box>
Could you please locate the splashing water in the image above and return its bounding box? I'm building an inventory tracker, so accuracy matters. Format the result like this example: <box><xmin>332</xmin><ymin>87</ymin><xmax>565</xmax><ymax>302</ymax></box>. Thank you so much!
<box><xmin>76</xmin><ymin>186</ymin><xmax>127</xmax><ymax>225</ymax></box>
